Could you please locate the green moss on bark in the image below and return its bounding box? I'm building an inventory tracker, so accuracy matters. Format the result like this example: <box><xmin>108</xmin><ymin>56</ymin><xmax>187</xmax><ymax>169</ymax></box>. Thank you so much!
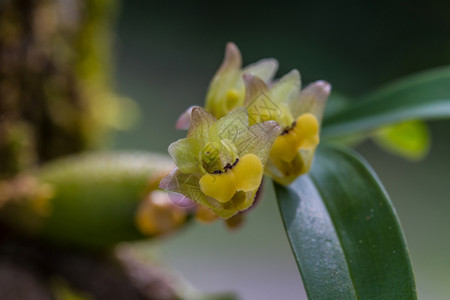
<box><xmin>0</xmin><ymin>0</ymin><xmax>123</xmax><ymax>178</ymax></box>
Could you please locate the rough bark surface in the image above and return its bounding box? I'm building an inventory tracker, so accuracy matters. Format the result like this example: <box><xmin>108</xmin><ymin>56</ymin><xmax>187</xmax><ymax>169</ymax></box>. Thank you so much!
<box><xmin>0</xmin><ymin>0</ymin><xmax>118</xmax><ymax>178</ymax></box>
<box><xmin>0</xmin><ymin>1</ymin><xmax>179</xmax><ymax>299</ymax></box>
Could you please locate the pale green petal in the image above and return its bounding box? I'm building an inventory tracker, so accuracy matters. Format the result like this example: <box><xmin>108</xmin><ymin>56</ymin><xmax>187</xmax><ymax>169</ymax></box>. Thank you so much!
<box><xmin>216</xmin><ymin>42</ymin><xmax>242</xmax><ymax>74</ymax></box>
<box><xmin>207</xmin><ymin>107</ymin><xmax>280</xmax><ymax>169</ymax></box>
<box><xmin>209</xmin><ymin>107</ymin><xmax>249</xmax><ymax>142</ymax></box>
<box><xmin>243</xmin><ymin>74</ymin><xmax>270</xmax><ymax>105</ymax></box>
<box><xmin>205</xmin><ymin>44</ymin><xmax>278</xmax><ymax>119</ymax></box>
<box><xmin>243</xmin><ymin>74</ymin><xmax>279</xmax><ymax>125</ymax></box>
<box><xmin>244</xmin><ymin>74</ymin><xmax>293</xmax><ymax>126</ymax></box>
<box><xmin>204</xmin><ymin>108</ymin><xmax>249</xmax><ymax>167</ymax></box>
<box><xmin>187</xmin><ymin>107</ymin><xmax>216</xmax><ymax>142</ymax></box>
<box><xmin>373</xmin><ymin>120</ymin><xmax>430</xmax><ymax>161</ymax></box>
<box><xmin>205</xmin><ymin>43</ymin><xmax>242</xmax><ymax>118</ymax></box>
<box><xmin>168</xmin><ymin>138</ymin><xmax>200</xmax><ymax>174</ymax></box>
<box><xmin>159</xmin><ymin>168</ymin><xmax>207</xmax><ymax>208</ymax></box>
<box><xmin>242</xmin><ymin>58</ymin><xmax>279</xmax><ymax>83</ymax></box>
<box><xmin>270</xmin><ymin>69</ymin><xmax>301</xmax><ymax>105</ymax></box>
<box><xmin>238</xmin><ymin>120</ymin><xmax>281</xmax><ymax>163</ymax></box>
<box><xmin>159</xmin><ymin>168</ymin><xmax>201</xmax><ymax>200</ymax></box>
<box><xmin>290</xmin><ymin>80</ymin><xmax>331</xmax><ymax>122</ymax></box>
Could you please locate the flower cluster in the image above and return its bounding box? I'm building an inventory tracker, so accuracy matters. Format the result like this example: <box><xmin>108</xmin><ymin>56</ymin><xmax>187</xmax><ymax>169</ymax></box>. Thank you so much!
<box><xmin>160</xmin><ymin>107</ymin><xmax>280</xmax><ymax>218</ymax></box>
<box><xmin>161</xmin><ymin>43</ymin><xmax>331</xmax><ymax>219</ymax></box>
<box><xmin>243</xmin><ymin>72</ymin><xmax>330</xmax><ymax>185</ymax></box>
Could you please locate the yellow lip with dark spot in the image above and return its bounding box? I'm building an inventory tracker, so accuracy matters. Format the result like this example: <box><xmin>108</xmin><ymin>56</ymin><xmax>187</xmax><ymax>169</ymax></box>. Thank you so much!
<box><xmin>199</xmin><ymin>154</ymin><xmax>263</xmax><ymax>203</ymax></box>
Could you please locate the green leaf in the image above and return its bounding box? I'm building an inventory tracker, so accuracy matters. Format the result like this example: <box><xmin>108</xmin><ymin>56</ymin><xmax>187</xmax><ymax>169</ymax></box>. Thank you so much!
<box><xmin>274</xmin><ymin>144</ymin><xmax>416</xmax><ymax>299</ymax></box>
<box><xmin>322</xmin><ymin>66</ymin><xmax>450</xmax><ymax>138</ymax></box>
<box><xmin>323</xmin><ymin>92</ymin><xmax>351</xmax><ymax>119</ymax></box>
<box><xmin>372</xmin><ymin>120</ymin><xmax>430</xmax><ymax>161</ymax></box>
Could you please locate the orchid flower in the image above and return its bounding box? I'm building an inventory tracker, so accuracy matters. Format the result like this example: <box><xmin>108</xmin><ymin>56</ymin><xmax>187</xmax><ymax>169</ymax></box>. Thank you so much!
<box><xmin>160</xmin><ymin>107</ymin><xmax>280</xmax><ymax>218</ymax></box>
<box><xmin>176</xmin><ymin>42</ymin><xmax>278</xmax><ymax>129</ymax></box>
<box><xmin>244</xmin><ymin>71</ymin><xmax>331</xmax><ymax>185</ymax></box>
<box><xmin>175</xmin><ymin>42</ymin><xmax>330</xmax><ymax>186</ymax></box>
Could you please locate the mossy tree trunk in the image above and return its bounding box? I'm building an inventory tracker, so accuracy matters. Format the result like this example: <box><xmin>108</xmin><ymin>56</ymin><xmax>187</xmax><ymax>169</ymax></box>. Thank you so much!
<box><xmin>0</xmin><ymin>0</ymin><xmax>118</xmax><ymax>178</ymax></box>
<box><xmin>0</xmin><ymin>1</ymin><xmax>179</xmax><ymax>299</ymax></box>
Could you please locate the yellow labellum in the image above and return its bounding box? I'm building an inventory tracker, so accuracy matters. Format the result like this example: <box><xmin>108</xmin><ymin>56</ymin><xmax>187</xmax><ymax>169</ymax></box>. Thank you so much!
<box><xmin>199</xmin><ymin>172</ymin><xmax>236</xmax><ymax>203</ymax></box>
<box><xmin>233</xmin><ymin>152</ymin><xmax>264</xmax><ymax>191</ymax></box>
<box><xmin>270</xmin><ymin>130</ymin><xmax>300</xmax><ymax>162</ymax></box>
<box><xmin>199</xmin><ymin>154</ymin><xmax>263</xmax><ymax>203</ymax></box>
<box><xmin>293</xmin><ymin>113</ymin><xmax>320</xmax><ymax>149</ymax></box>
<box><xmin>270</xmin><ymin>113</ymin><xmax>319</xmax><ymax>163</ymax></box>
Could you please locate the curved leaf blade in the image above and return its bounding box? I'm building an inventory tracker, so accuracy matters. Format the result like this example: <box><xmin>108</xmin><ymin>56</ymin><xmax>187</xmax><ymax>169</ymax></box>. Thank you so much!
<box><xmin>322</xmin><ymin>66</ymin><xmax>450</xmax><ymax>138</ymax></box>
<box><xmin>372</xmin><ymin>120</ymin><xmax>430</xmax><ymax>161</ymax></box>
<box><xmin>274</xmin><ymin>144</ymin><xmax>416</xmax><ymax>299</ymax></box>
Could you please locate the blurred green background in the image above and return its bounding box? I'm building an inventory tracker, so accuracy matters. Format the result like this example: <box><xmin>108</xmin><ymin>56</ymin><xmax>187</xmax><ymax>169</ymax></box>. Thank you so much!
<box><xmin>111</xmin><ymin>1</ymin><xmax>450</xmax><ymax>299</ymax></box>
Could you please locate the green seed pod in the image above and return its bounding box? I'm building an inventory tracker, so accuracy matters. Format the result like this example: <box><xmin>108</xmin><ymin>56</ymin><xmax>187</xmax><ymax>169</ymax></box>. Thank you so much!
<box><xmin>0</xmin><ymin>152</ymin><xmax>191</xmax><ymax>250</ymax></box>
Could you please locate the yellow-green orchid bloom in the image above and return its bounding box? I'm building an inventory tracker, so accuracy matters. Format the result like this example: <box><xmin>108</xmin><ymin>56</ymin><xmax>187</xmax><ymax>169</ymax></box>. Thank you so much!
<box><xmin>175</xmin><ymin>43</ymin><xmax>330</xmax><ymax>186</ymax></box>
<box><xmin>243</xmin><ymin>71</ymin><xmax>331</xmax><ymax>185</ymax></box>
<box><xmin>176</xmin><ymin>43</ymin><xmax>278</xmax><ymax>129</ymax></box>
<box><xmin>160</xmin><ymin>107</ymin><xmax>280</xmax><ymax>219</ymax></box>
